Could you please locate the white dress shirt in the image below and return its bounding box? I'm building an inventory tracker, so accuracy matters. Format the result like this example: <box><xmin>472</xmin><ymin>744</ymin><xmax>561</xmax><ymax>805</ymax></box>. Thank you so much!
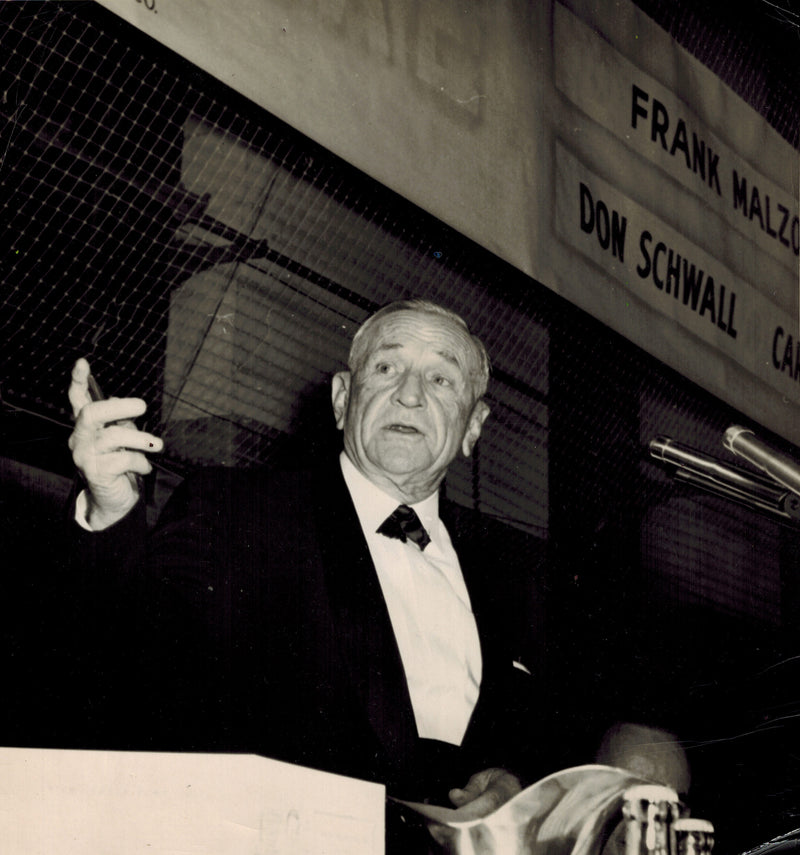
<box><xmin>339</xmin><ymin>452</ymin><xmax>482</xmax><ymax>746</ymax></box>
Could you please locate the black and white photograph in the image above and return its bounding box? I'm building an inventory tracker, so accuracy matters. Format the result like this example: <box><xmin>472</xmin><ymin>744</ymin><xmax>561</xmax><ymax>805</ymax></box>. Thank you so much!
<box><xmin>1</xmin><ymin>1</ymin><xmax>799</xmax><ymax>852</ymax></box>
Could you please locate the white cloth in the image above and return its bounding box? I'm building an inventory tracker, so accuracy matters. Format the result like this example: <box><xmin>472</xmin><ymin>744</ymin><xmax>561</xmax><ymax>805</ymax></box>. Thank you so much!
<box><xmin>339</xmin><ymin>452</ymin><xmax>482</xmax><ymax>746</ymax></box>
<box><xmin>74</xmin><ymin>489</ymin><xmax>93</xmax><ymax>531</ymax></box>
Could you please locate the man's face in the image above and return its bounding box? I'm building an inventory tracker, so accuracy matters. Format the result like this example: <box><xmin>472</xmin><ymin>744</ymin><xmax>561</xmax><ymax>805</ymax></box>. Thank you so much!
<box><xmin>332</xmin><ymin>310</ymin><xmax>490</xmax><ymax>500</ymax></box>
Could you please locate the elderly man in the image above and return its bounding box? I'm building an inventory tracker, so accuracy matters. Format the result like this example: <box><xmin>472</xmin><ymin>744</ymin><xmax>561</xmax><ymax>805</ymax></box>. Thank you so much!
<box><xmin>66</xmin><ymin>299</ymin><xmax>558</xmax><ymax>816</ymax></box>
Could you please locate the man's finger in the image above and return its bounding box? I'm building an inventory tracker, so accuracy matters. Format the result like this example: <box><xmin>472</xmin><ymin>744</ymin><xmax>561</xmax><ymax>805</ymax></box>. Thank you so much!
<box><xmin>101</xmin><ymin>450</ymin><xmax>155</xmax><ymax>478</ymax></box>
<box><xmin>74</xmin><ymin>450</ymin><xmax>153</xmax><ymax>484</ymax></box>
<box><xmin>75</xmin><ymin>397</ymin><xmax>149</xmax><ymax>429</ymax></box>
<box><xmin>448</xmin><ymin>784</ymin><xmax>480</xmax><ymax>807</ymax></box>
<box><xmin>448</xmin><ymin>769</ymin><xmax>522</xmax><ymax>817</ymax></box>
<box><xmin>449</xmin><ymin>769</ymin><xmax>495</xmax><ymax>806</ymax></box>
<box><xmin>446</xmin><ymin>789</ymin><xmax>504</xmax><ymax>820</ymax></box>
<box><xmin>68</xmin><ymin>358</ymin><xmax>92</xmax><ymax>418</ymax></box>
<box><xmin>95</xmin><ymin>424</ymin><xmax>163</xmax><ymax>454</ymax></box>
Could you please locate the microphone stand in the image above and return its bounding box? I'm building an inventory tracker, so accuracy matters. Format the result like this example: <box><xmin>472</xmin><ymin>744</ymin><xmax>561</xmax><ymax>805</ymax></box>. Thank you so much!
<box><xmin>649</xmin><ymin>435</ymin><xmax>800</xmax><ymax>525</ymax></box>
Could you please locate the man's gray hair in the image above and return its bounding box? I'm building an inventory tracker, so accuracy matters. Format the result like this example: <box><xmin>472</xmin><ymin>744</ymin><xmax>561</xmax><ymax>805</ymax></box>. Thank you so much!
<box><xmin>348</xmin><ymin>299</ymin><xmax>491</xmax><ymax>399</ymax></box>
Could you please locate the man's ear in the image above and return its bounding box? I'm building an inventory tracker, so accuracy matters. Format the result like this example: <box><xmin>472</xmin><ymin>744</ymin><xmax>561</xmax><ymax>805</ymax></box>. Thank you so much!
<box><xmin>331</xmin><ymin>371</ymin><xmax>351</xmax><ymax>430</ymax></box>
<box><xmin>462</xmin><ymin>400</ymin><xmax>490</xmax><ymax>457</ymax></box>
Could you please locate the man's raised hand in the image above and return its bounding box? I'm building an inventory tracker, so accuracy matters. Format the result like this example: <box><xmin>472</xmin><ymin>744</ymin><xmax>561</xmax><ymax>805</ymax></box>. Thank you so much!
<box><xmin>68</xmin><ymin>358</ymin><xmax>163</xmax><ymax>530</ymax></box>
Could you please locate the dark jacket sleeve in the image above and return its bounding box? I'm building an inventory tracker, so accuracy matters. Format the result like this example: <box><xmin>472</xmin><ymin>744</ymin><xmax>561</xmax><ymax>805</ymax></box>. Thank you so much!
<box><xmin>34</xmin><ymin>475</ymin><xmax>229</xmax><ymax>752</ymax></box>
<box><xmin>0</xmin><ymin>483</ymin><xmax>158</xmax><ymax>750</ymax></box>
<box><xmin>441</xmin><ymin>503</ymin><xmax>568</xmax><ymax>787</ymax></box>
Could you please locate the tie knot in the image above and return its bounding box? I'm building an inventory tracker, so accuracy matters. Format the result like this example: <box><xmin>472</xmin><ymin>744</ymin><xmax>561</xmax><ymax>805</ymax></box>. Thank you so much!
<box><xmin>377</xmin><ymin>504</ymin><xmax>431</xmax><ymax>550</ymax></box>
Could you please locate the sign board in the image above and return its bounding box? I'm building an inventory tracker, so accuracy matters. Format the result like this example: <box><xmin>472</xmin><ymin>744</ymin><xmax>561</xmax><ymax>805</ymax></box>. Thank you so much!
<box><xmin>94</xmin><ymin>0</ymin><xmax>800</xmax><ymax>444</ymax></box>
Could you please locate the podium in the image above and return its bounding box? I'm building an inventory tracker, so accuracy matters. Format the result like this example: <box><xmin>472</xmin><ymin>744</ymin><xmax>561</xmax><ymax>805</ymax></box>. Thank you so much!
<box><xmin>0</xmin><ymin>747</ymin><xmax>385</xmax><ymax>854</ymax></box>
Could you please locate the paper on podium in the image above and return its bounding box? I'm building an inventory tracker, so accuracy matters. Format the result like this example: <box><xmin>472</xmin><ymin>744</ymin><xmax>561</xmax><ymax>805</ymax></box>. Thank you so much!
<box><xmin>0</xmin><ymin>746</ymin><xmax>384</xmax><ymax>854</ymax></box>
<box><xmin>394</xmin><ymin>765</ymin><xmax>669</xmax><ymax>855</ymax></box>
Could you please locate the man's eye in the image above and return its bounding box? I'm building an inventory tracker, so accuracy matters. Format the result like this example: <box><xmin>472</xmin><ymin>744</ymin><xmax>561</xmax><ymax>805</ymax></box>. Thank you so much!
<box><xmin>432</xmin><ymin>374</ymin><xmax>453</xmax><ymax>387</ymax></box>
<box><xmin>376</xmin><ymin>363</ymin><xmax>394</xmax><ymax>375</ymax></box>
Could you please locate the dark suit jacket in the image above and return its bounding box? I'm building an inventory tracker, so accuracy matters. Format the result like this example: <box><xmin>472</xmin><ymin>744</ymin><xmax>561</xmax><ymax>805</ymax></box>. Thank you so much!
<box><xmin>63</xmin><ymin>456</ymin><xmax>562</xmax><ymax>802</ymax></box>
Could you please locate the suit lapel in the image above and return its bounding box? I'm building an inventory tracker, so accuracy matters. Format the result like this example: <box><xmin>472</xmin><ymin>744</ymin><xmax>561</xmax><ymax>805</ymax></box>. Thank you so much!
<box><xmin>310</xmin><ymin>460</ymin><xmax>419</xmax><ymax>767</ymax></box>
<box><xmin>440</xmin><ymin>498</ymin><xmax>513</xmax><ymax>750</ymax></box>
<box><xmin>440</xmin><ymin>499</ymin><xmax>502</xmax><ymax>666</ymax></box>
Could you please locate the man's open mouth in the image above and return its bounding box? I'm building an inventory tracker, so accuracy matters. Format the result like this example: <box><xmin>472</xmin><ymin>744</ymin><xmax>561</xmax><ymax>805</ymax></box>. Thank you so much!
<box><xmin>386</xmin><ymin>424</ymin><xmax>421</xmax><ymax>434</ymax></box>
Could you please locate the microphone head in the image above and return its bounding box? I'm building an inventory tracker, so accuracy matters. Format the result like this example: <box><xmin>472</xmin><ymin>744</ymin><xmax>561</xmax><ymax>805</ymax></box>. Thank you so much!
<box><xmin>723</xmin><ymin>424</ymin><xmax>753</xmax><ymax>454</ymax></box>
<box><xmin>648</xmin><ymin>436</ymin><xmax>674</xmax><ymax>460</ymax></box>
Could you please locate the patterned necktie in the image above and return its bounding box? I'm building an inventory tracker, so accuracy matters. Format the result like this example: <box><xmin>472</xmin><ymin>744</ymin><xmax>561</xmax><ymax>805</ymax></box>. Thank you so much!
<box><xmin>377</xmin><ymin>504</ymin><xmax>432</xmax><ymax>551</ymax></box>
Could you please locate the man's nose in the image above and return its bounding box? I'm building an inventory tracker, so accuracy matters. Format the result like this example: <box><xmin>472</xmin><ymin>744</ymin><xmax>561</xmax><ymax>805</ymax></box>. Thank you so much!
<box><xmin>393</xmin><ymin>370</ymin><xmax>424</xmax><ymax>406</ymax></box>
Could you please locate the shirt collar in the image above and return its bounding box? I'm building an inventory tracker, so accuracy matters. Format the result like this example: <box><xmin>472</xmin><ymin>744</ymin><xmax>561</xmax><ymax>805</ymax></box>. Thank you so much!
<box><xmin>339</xmin><ymin>451</ymin><xmax>440</xmax><ymax>540</ymax></box>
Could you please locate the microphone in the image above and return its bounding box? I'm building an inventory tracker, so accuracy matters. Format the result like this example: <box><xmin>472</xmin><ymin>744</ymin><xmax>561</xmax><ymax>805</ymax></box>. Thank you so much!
<box><xmin>649</xmin><ymin>435</ymin><xmax>800</xmax><ymax>522</ymax></box>
<box><xmin>723</xmin><ymin>426</ymin><xmax>800</xmax><ymax>500</ymax></box>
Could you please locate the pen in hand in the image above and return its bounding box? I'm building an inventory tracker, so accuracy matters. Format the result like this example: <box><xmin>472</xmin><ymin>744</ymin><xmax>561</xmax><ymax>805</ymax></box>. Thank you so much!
<box><xmin>86</xmin><ymin>372</ymin><xmax>105</xmax><ymax>404</ymax></box>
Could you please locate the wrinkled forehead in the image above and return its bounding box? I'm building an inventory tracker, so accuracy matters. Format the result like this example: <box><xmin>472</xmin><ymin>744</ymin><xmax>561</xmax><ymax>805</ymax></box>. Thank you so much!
<box><xmin>358</xmin><ymin>310</ymin><xmax>482</xmax><ymax>374</ymax></box>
